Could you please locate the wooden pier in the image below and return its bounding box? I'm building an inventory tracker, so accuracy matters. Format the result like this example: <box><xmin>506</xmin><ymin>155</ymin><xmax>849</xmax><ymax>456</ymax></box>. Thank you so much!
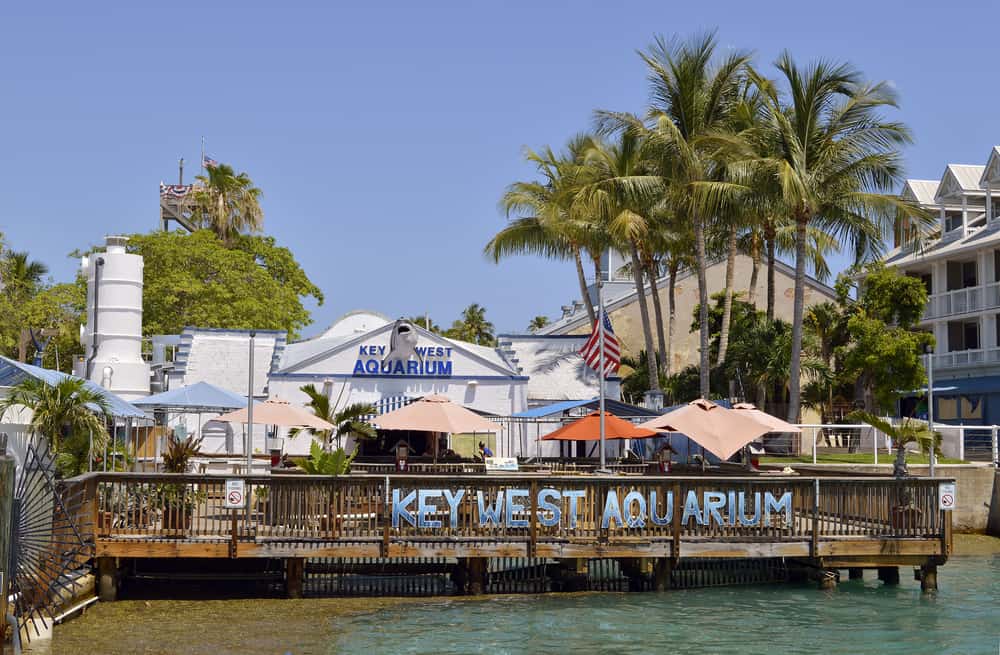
<box><xmin>68</xmin><ymin>472</ymin><xmax>953</xmax><ymax>596</ymax></box>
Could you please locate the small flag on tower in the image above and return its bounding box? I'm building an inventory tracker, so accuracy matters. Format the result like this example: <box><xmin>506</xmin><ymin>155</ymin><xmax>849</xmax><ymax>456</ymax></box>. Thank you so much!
<box><xmin>203</xmin><ymin>155</ymin><xmax>219</xmax><ymax>169</ymax></box>
<box><xmin>580</xmin><ymin>311</ymin><xmax>621</xmax><ymax>377</ymax></box>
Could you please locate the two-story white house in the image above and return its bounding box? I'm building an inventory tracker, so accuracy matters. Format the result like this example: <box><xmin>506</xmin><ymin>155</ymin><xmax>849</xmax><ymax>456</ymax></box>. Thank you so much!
<box><xmin>884</xmin><ymin>146</ymin><xmax>1000</xmax><ymax>432</ymax></box>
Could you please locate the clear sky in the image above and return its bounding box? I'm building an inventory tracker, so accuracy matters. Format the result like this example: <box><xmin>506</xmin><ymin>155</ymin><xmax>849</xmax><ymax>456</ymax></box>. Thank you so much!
<box><xmin>2</xmin><ymin>1</ymin><xmax>997</xmax><ymax>338</ymax></box>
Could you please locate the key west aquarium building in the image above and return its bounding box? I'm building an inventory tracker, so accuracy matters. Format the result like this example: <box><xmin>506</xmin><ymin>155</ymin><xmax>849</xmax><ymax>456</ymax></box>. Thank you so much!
<box><xmin>162</xmin><ymin>310</ymin><xmax>620</xmax><ymax>457</ymax></box>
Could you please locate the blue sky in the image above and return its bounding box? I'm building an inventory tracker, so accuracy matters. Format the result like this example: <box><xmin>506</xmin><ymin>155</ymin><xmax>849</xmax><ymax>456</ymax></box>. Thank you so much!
<box><xmin>1</xmin><ymin>1</ymin><xmax>997</xmax><ymax>337</ymax></box>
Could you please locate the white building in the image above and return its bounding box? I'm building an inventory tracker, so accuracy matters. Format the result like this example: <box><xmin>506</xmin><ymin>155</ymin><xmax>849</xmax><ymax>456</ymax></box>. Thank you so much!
<box><xmin>884</xmin><ymin>146</ymin><xmax>1000</xmax><ymax>428</ymax></box>
<box><xmin>162</xmin><ymin>311</ymin><xmax>616</xmax><ymax>456</ymax></box>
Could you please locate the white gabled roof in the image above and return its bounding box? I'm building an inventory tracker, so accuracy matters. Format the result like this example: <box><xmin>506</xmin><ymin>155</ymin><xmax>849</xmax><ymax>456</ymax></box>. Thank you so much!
<box><xmin>936</xmin><ymin>164</ymin><xmax>987</xmax><ymax>201</ymax></box>
<box><xmin>902</xmin><ymin>179</ymin><xmax>939</xmax><ymax>207</ymax></box>
<box><xmin>981</xmin><ymin>146</ymin><xmax>1000</xmax><ymax>186</ymax></box>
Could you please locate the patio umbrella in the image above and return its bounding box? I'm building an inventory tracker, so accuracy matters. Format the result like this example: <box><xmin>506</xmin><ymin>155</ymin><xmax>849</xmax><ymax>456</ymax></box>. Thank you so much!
<box><xmin>731</xmin><ymin>403</ymin><xmax>802</xmax><ymax>433</ymax></box>
<box><xmin>542</xmin><ymin>411</ymin><xmax>658</xmax><ymax>441</ymax></box>
<box><xmin>637</xmin><ymin>398</ymin><xmax>772</xmax><ymax>460</ymax></box>
<box><xmin>216</xmin><ymin>398</ymin><xmax>335</xmax><ymax>431</ymax></box>
<box><xmin>372</xmin><ymin>395</ymin><xmax>499</xmax><ymax>433</ymax></box>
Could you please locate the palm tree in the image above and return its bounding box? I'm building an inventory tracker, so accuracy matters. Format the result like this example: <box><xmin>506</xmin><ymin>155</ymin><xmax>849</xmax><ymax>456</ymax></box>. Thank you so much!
<box><xmin>192</xmin><ymin>163</ymin><xmax>264</xmax><ymax>244</ymax></box>
<box><xmin>448</xmin><ymin>303</ymin><xmax>495</xmax><ymax>345</ymax></box>
<box><xmin>0</xmin><ymin>376</ymin><xmax>111</xmax><ymax>476</ymax></box>
<box><xmin>290</xmin><ymin>384</ymin><xmax>376</xmax><ymax>449</ymax></box>
<box><xmin>577</xmin><ymin>129</ymin><xmax>663</xmax><ymax>393</ymax></box>
<box><xmin>488</xmin><ymin>140</ymin><xmax>601</xmax><ymax>326</ymax></box>
<box><xmin>849</xmin><ymin>411</ymin><xmax>939</xmax><ymax>479</ymax></box>
<box><xmin>638</xmin><ymin>31</ymin><xmax>752</xmax><ymax>398</ymax></box>
<box><xmin>528</xmin><ymin>316</ymin><xmax>550</xmax><ymax>332</ymax></box>
<box><xmin>408</xmin><ymin>315</ymin><xmax>441</xmax><ymax>333</ymax></box>
<box><xmin>750</xmin><ymin>53</ymin><xmax>928</xmax><ymax>421</ymax></box>
<box><xmin>0</xmin><ymin>250</ymin><xmax>49</xmax><ymax>302</ymax></box>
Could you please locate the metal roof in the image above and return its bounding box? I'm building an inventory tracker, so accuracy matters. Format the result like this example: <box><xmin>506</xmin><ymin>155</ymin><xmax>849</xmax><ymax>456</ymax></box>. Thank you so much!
<box><xmin>512</xmin><ymin>397</ymin><xmax>663</xmax><ymax>418</ymax></box>
<box><xmin>902</xmin><ymin>179</ymin><xmax>940</xmax><ymax>206</ymax></box>
<box><xmin>0</xmin><ymin>356</ymin><xmax>147</xmax><ymax>419</ymax></box>
<box><xmin>131</xmin><ymin>381</ymin><xmax>247</xmax><ymax>412</ymax></box>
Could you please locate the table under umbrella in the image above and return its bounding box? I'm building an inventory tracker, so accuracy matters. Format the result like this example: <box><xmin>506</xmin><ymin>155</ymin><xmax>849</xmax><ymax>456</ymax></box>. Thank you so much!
<box><xmin>372</xmin><ymin>395</ymin><xmax>500</xmax><ymax>459</ymax></box>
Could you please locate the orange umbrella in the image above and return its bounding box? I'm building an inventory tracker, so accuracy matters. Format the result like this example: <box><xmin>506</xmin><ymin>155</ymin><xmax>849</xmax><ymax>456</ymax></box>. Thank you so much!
<box><xmin>732</xmin><ymin>403</ymin><xmax>802</xmax><ymax>433</ymax></box>
<box><xmin>638</xmin><ymin>398</ymin><xmax>772</xmax><ymax>460</ymax></box>
<box><xmin>372</xmin><ymin>395</ymin><xmax>500</xmax><ymax>433</ymax></box>
<box><xmin>216</xmin><ymin>398</ymin><xmax>335</xmax><ymax>431</ymax></box>
<box><xmin>542</xmin><ymin>411</ymin><xmax>658</xmax><ymax>441</ymax></box>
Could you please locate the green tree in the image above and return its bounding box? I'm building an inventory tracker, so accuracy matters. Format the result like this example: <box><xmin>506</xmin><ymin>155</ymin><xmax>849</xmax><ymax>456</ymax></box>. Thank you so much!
<box><xmin>837</xmin><ymin>264</ymin><xmax>932</xmax><ymax>413</ymax></box>
<box><xmin>192</xmin><ymin>163</ymin><xmax>264</xmax><ymax>244</ymax></box>
<box><xmin>750</xmin><ymin>53</ymin><xmax>929</xmax><ymax>422</ymax></box>
<box><xmin>849</xmin><ymin>411</ymin><xmax>939</xmax><ymax>478</ymax></box>
<box><xmin>445</xmin><ymin>304</ymin><xmax>496</xmax><ymax>345</ymax></box>
<box><xmin>0</xmin><ymin>377</ymin><xmax>111</xmax><ymax>476</ymax></box>
<box><xmin>290</xmin><ymin>383</ymin><xmax>376</xmax><ymax>449</ymax></box>
<box><xmin>1</xmin><ymin>250</ymin><xmax>49</xmax><ymax>302</ymax></box>
<box><xmin>114</xmin><ymin>230</ymin><xmax>322</xmax><ymax>339</ymax></box>
<box><xmin>528</xmin><ymin>316</ymin><xmax>550</xmax><ymax>333</ymax></box>
<box><xmin>408</xmin><ymin>315</ymin><xmax>442</xmax><ymax>334</ymax></box>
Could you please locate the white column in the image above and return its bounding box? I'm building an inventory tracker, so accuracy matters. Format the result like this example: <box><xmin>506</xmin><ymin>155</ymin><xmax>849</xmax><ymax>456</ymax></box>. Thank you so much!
<box><xmin>933</xmin><ymin>320</ymin><xmax>948</xmax><ymax>355</ymax></box>
<box><xmin>983</xmin><ymin>314</ymin><xmax>997</xmax><ymax>350</ymax></box>
<box><xmin>962</xmin><ymin>196</ymin><xmax>969</xmax><ymax>236</ymax></box>
<box><xmin>987</xmin><ymin>182</ymin><xmax>993</xmax><ymax>225</ymax></box>
<box><xmin>979</xmin><ymin>250</ymin><xmax>990</xmax><ymax>310</ymax></box>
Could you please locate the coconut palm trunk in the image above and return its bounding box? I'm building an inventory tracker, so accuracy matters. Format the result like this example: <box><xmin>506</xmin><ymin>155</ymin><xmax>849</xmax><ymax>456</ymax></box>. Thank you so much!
<box><xmin>630</xmin><ymin>242</ymin><xmax>660</xmax><ymax>392</ymax></box>
<box><xmin>646</xmin><ymin>258</ymin><xmax>667</xmax><ymax>366</ymax></box>
<box><xmin>573</xmin><ymin>247</ymin><xmax>597</xmax><ymax>325</ymax></box>
<box><xmin>666</xmin><ymin>260</ymin><xmax>678</xmax><ymax>378</ymax></box>
<box><xmin>765</xmin><ymin>226</ymin><xmax>776</xmax><ymax>322</ymax></box>
<box><xmin>748</xmin><ymin>237</ymin><xmax>760</xmax><ymax>308</ymax></box>
<box><xmin>694</xmin><ymin>215</ymin><xmax>710</xmax><ymax>398</ymax></box>
<box><xmin>716</xmin><ymin>227</ymin><xmax>738</xmax><ymax>365</ymax></box>
<box><xmin>786</xmin><ymin>215</ymin><xmax>808</xmax><ymax>422</ymax></box>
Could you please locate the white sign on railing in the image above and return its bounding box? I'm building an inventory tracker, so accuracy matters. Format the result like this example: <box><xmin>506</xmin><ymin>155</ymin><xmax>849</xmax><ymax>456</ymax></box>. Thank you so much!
<box><xmin>938</xmin><ymin>482</ymin><xmax>956</xmax><ymax>511</ymax></box>
<box><xmin>225</xmin><ymin>478</ymin><xmax>246</xmax><ymax>508</ymax></box>
<box><xmin>484</xmin><ymin>457</ymin><xmax>518</xmax><ymax>472</ymax></box>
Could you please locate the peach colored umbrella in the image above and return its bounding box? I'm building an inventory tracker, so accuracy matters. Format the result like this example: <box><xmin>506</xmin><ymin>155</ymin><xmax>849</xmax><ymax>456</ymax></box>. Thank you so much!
<box><xmin>542</xmin><ymin>411</ymin><xmax>658</xmax><ymax>441</ymax></box>
<box><xmin>372</xmin><ymin>395</ymin><xmax>500</xmax><ymax>433</ymax></box>
<box><xmin>732</xmin><ymin>403</ymin><xmax>802</xmax><ymax>433</ymax></box>
<box><xmin>637</xmin><ymin>398</ymin><xmax>772</xmax><ymax>460</ymax></box>
<box><xmin>216</xmin><ymin>398</ymin><xmax>335</xmax><ymax>431</ymax></box>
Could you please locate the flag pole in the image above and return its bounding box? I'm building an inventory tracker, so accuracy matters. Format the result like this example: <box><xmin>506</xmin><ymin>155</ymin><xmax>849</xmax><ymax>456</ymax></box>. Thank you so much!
<box><xmin>598</xmin><ymin>276</ymin><xmax>607</xmax><ymax>473</ymax></box>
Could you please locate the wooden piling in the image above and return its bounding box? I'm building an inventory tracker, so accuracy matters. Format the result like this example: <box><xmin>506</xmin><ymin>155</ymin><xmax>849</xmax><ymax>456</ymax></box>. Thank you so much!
<box><xmin>285</xmin><ymin>558</ymin><xmax>305</xmax><ymax>599</ymax></box>
<box><xmin>920</xmin><ymin>564</ymin><xmax>938</xmax><ymax>592</ymax></box>
<box><xmin>848</xmin><ymin>568</ymin><xmax>864</xmax><ymax>580</ymax></box>
<box><xmin>466</xmin><ymin>558</ymin><xmax>487</xmax><ymax>595</ymax></box>
<box><xmin>97</xmin><ymin>557</ymin><xmax>119</xmax><ymax>602</ymax></box>
<box><xmin>653</xmin><ymin>558</ymin><xmax>672</xmax><ymax>591</ymax></box>
<box><xmin>877</xmin><ymin>567</ymin><xmax>900</xmax><ymax>585</ymax></box>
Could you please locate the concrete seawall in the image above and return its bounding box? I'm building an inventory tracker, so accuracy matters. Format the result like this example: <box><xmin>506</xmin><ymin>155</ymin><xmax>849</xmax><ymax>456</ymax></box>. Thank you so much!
<box><xmin>781</xmin><ymin>464</ymin><xmax>998</xmax><ymax>533</ymax></box>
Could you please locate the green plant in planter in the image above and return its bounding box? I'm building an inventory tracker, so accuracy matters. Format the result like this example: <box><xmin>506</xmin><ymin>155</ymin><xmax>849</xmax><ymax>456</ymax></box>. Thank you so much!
<box><xmin>849</xmin><ymin>412</ymin><xmax>940</xmax><ymax>479</ymax></box>
<box><xmin>157</xmin><ymin>433</ymin><xmax>205</xmax><ymax>531</ymax></box>
<box><xmin>295</xmin><ymin>441</ymin><xmax>357</xmax><ymax>475</ymax></box>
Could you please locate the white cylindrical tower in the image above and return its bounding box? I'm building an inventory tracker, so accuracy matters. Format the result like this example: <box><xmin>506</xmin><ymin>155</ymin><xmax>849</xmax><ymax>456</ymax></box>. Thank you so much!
<box><xmin>78</xmin><ymin>235</ymin><xmax>150</xmax><ymax>399</ymax></box>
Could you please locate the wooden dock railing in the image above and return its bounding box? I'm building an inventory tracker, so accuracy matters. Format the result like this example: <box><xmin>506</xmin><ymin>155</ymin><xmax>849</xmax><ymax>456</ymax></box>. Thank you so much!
<box><xmin>72</xmin><ymin>473</ymin><xmax>951</xmax><ymax>563</ymax></box>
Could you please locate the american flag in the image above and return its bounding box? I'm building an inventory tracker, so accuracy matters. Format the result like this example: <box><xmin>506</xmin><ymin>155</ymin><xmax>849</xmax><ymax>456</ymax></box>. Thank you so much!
<box><xmin>580</xmin><ymin>311</ymin><xmax>620</xmax><ymax>377</ymax></box>
<box><xmin>203</xmin><ymin>155</ymin><xmax>219</xmax><ymax>169</ymax></box>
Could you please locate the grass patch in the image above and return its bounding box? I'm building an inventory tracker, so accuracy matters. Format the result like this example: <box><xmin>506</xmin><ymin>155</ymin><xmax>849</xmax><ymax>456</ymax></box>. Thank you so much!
<box><xmin>760</xmin><ymin>453</ymin><xmax>966</xmax><ymax>465</ymax></box>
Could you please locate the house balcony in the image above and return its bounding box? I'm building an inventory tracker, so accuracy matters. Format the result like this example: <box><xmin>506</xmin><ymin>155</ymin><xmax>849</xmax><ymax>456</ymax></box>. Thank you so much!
<box><xmin>933</xmin><ymin>346</ymin><xmax>1000</xmax><ymax>369</ymax></box>
<box><xmin>924</xmin><ymin>281</ymin><xmax>1000</xmax><ymax>320</ymax></box>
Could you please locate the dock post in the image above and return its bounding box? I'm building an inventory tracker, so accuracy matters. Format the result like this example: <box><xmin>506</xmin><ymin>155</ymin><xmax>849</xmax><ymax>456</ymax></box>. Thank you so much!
<box><xmin>848</xmin><ymin>568</ymin><xmax>864</xmax><ymax>580</ymax></box>
<box><xmin>620</xmin><ymin>558</ymin><xmax>645</xmax><ymax>592</ymax></box>
<box><xmin>653</xmin><ymin>558</ymin><xmax>672</xmax><ymax>591</ymax></box>
<box><xmin>877</xmin><ymin>567</ymin><xmax>900</xmax><ymax>586</ymax></box>
<box><xmin>467</xmin><ymin>558</ymin><xmax>487</xmax><ymax>595</ymax></box>
<box><xmin>97</xmin><ymin>557</ymin><xmax>119</xmax><ymax>602</ymax></box>
<box><xmin>920</xmin><ymin>565</ymin><xmax>938</xmax><ymax>592</ymax></box>
<box><xmin>553</xmin><ymin>559</ymin><xmax>588</xmax><ymax>592</ymax></box>
<box><xmin>285</xmin><ymin>558</ymin><xmax>304</xmax><ymax>599</ymax></box>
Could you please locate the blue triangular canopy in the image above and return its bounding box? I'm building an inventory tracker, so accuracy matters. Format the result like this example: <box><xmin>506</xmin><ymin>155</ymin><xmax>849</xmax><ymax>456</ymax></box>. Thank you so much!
<box><xmin>131</xmin><ymin>381</ymin><xmax>247</xmax><ymax>412</ymax></box>
<box><xmin>0</xmin><ymin>355</ymin><xmax>147</xmax><ymax>419</ymax></box>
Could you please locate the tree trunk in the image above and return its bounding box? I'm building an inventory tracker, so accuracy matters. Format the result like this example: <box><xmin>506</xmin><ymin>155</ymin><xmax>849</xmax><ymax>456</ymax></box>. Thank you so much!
<box><xmin>647</xmin><ymin>257</ymin><xmax>667</xmax><ymax>367</ymax></box>
<box><xmin>574</xmin><ymin>247</ymin><xmax>597</xmax><ymax>326</ymax></box>
<box><xmin>592</xmin><ymin>253</ymin><xmax>603</xmax><ymax>289</ymax></box>
<box><xmin>787</xmin><ymin>216</ymin><xmax>808</xmax><ymax>423</ymax></box>
<box><xmin>748</xmin><ymin>235</ymin><xmax>761</xmax><ymax>308</ymax></box>
<box><xmin>630</xmin><ymin>242</ymin><xmax>660</xmax><ymax>392</ymax></box>
<box><xmin>716</xmin><ymin>227</ymin><xmax>738</xmax><ymax>366</ymax></box>
<box><xmin>694</xmin><ymin>215</ymin><xmax>710</xmax><ymax>398</ymax></box>
<box><xmin>765</xmin><ymin>225</ymin><xmax>776</xmax><ymax>323</ymax></box>
<box><xmin>666</xmin><ymin>261</ymin><xmax>678</xmax><ymax>378</ymax></box>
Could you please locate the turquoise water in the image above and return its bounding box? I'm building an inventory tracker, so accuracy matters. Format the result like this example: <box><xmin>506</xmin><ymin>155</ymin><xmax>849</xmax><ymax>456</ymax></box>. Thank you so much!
<box><xmin>334</xmin><ymin>556</ymin><xmax>999</xmax><ymax>655</ymax></box>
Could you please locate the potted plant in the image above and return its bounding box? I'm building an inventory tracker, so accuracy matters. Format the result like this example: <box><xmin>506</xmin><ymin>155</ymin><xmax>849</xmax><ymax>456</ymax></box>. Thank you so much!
<box><xmin>157</xmin><ymin>433</ymin><xmax>204</xmax><ymax>533</ymax></box>
<box><xmin>850</xmin><ymin>411</ymin><xmax>940</xmax><ymax>530</ymax></box>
